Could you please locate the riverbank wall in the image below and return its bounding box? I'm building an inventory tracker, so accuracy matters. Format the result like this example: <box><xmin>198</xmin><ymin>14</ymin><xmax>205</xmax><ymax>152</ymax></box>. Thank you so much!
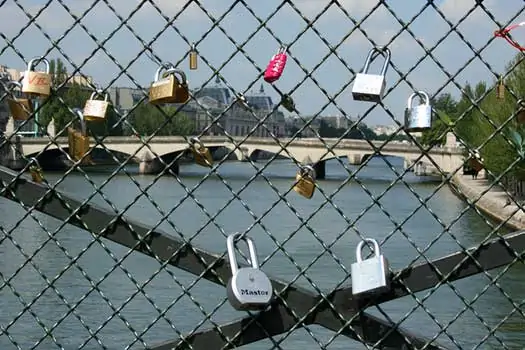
<box><xmin>450</xmin><ymin>174</ymin><xmax>525</xmax><ymax>230</ymax></box>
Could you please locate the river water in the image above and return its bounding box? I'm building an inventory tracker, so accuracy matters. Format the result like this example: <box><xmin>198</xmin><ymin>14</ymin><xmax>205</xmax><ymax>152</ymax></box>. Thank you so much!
<box><xmin>0</xmin><ymin>157</ymin><xmax>523</xmax><ymax>349</ymax></box>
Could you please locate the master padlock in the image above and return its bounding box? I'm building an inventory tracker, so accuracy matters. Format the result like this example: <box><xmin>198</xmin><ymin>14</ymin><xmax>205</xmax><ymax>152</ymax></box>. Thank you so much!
<box><xmin>351</xmin><ymin>238</ymin><xmax>390</xmax><ymax>296</ymax></box>
<box><xmin>149</xmin><ymin>65</ymin><xmax>190</xmax><ymax>105</ymax></box>
<box><xmin>293</xmin><ymin>165</ymin><xmax>316</xmax><ymax>199</ymax></box>
<box><xmin>352</xmin><ymin>47</ymin><xmax>391</xmax><ymax>103</ymax></box>
<box><xmin>83</xmin><ymin>90</ymin><xmax>110</xmax><ymax>122</ymax></box>
<box><xmin>6</xmin><ymin>81</ymin><xmax>33</xmax><ymax>120</ymax></box>
<box><xmin>404</xmin><ymin>91</ymin><xmax>432</xmax><ymax>132</ymax></box>
<box><xmin>226</xmin><ymin>233</ymin><xmax>273</xmax><ymax>311</ymax></box>
<box><xmin>190</xmin><ymin>137</ymin><xmax>213</xmax><ymax>167</ymax></box>
<box><xmin>264</xmin><ymin>46</ymin><xmax>287</xmax><ymax>83</ymax></box>
<box><xmin>21</xmin><ymin>57</ymin><xmax>51</xmax><ymax>97</ymax></box>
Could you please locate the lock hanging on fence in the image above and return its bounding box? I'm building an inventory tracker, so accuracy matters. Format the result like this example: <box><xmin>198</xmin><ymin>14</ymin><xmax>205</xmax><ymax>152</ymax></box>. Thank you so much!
<box><xmin>404</xmin><ymin>91</ymin><xmax>432</xmax><ymax>132</ymax></box>
<box><xmin>264</xmin><ymin>46</ymin><xmax>288</xmax><ymax>83</ymax></box>
<box><xmin>351</xmin><ymin>238</ymin><xmax>390</xmax><ymax>296</ymax></box>
<box><xmin>352</xmin><ymin>47</ymin><xmax>391</xmax><ymax>103</ymax></box>
<box><xmin>83</xmin><ymin>90</ymin><xmax>110</xmax><ymax>122</ymax></box>
<box><xmin>21</xmin><ymin>57</ymin><xmax>51</xmax><ymax>97</ymax></box>
<box><xmin>189</xmin><ymin>42</ymin><xmax>198</xmax><ymax>70</ymax></box>
<box><xmin>226</xmin><ymin>233</ymin><xmax>273</xmax><ymax>311</ymax></box>
<box><xmin>67</xmin><ymin>109</ymin><xmax>93</xmax><ymax>164</ymax></box>
<box><xmin>6</xmin><ymin>81</ymin><xmax>33</xmax><ymax>121</ymax></box>
<box><xmin>190</xmin><ymin>137</ymin><xmax>213</xmax><ymax>167</ymax></box>
<box><xmin>293</xmin><ymin>165</ymin><xmax>316</xmax><ymax>199</ymax></box>
<box><xmin>237</xmin><ymin>94</ymin><xmax>250</xmax><ymax>109</ymax></box>
<box><xmin>517</xmin><ymin>100</ymin><xmax>525</xmax><ymax>124</ymax></box>
<box><xmin>496</xmin><ymin>76</ymin><xmax>505</xmax><ymax>100</ymax></box>
<box><xmin>149</xmin><ymin>64</ymin><xmax>190</xmax><ymax>105</ymax></box>
<box><xmin>29</xmin><ymin>158</ymin><xmax>44</xmax><ymax>183</ymax></box>
<box><xmin>281</xmin><ymin>94</ymin><xmax>295</xmax><ymax>112</ymax></box>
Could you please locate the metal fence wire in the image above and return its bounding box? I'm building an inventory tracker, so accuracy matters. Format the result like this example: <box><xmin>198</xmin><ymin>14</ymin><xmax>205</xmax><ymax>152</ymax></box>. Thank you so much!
<box><xmin>1</xmin><ymin>0</ymin><xmax>525</xmax><ymax>349</ymax></box>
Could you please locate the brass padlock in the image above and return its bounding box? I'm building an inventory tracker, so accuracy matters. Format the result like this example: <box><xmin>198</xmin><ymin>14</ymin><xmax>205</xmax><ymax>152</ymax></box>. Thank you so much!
<box><xmin>21</xmin><ymin>57</ymin><xmax>51</xmax><ymax>97</ymax></box>
<box><xmin>190</xmin><ymin>137</ymin><xmax>213</xmax><ymax>167</ymax></box>
<box><xmin>6</xmin><ymin>81</ymin><xmax>33</xmax><ymax>120</ymax></box>
<box><xmin>149</xmin><ymin>65</ymin><xmax>190</xmax><ymax>105</ymax></box>
<box><xmin>517</xmin><ymin>100</ymin><xmax>525</xmax><ymax>124</ymax></box>
<box><xmin>496</xmin><ymin>76</ymin><xmax>505</xmax><ymax>100</ymax></box>
<box><xmin>281</xmin><ymin>94</ymin><xmax>295</xmax><ymax>112</ymax></box>
<box><xmin>293</xmin><ymin>165</ymin><xmax>316</xmax><ymax>199</ymax></box>
<box><xmin>29</xmin><ymin>158</ymin><xmax>44</xmax><ymax>183</ymax></box>
<box><xmin>83</xmin><ymin>90</ymin><xmax>109</xmax><ymax>122</ymax></box>
<box><xmin>189</xmin><ymin>42</ymin><xmax>198</xmax><ymax>70</ymax></box>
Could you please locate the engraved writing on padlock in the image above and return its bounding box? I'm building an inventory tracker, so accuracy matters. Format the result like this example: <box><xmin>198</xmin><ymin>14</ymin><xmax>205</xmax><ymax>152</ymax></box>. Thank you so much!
<box><xmin>189</xmin><ymin>42</ymin><xmax>198</xmax><ymax>70</ymax></box>
<box><xmin>21</xmin><ymin>57</ymin><xmax>51</xmax><ymax>97</ymax></box>
<box><xmin>226</xmin><ymin>233</ymin><xmax>273</xmax><ymax>311</ymax></box>
<box><xmin>29</xmin><ymin>158</ymin><xmax>44</xmax><ymax>183</ymax></box>
<box><xmin>190</xmin><ymin>137</ymin><xmax>213</xmax><ymax>167</ymax></box>
<box><xmin>6</xmin><ymin>81</ymin><xmax>33</xmax><ymax>120</ymax></box>
<box><xmin>149</xmin><ymin>64</ymin><xmax>190</xmax><ymax>105</ymax></box>
<box><xmin>281</xmin><ymin>94</ymin><xmax>295</xmax><ymax>112</ymax></box>
<box><xmin>404</xmin><ymin>91</ymin><xmax>432</xmax><ymax>132</ymax></box>
<box><xmin>293</xmin><ymin>165</ymin><xmax>316</xmax><ymax>199</ymax></box>
<box><xmin>496</xmin><ymin>76</ymin><xmax>504</xmax><ymax>100</ymax></box>
<box><xmin>351</xmin><ymin>238</ymin><xmax>390</xmax><ymax>296</ymax></box>
<box><xmin>264</xmin><ymin>46</ymin><xmax>287</xmax><ymax>83</ymax></box>
<box><xmin>83</xmin><ymin>90</ymin><xmax>109</xmax><ymax>122</ymax></box>
<box><xmin>352</xmin><ymin>47</ymin><xmax>391</xmax><ymax>103</ymax></box>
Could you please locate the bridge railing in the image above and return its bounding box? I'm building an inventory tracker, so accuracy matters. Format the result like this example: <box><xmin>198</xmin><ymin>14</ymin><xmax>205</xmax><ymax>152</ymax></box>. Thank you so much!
<box><xmin>1</xmin><ymin>1</ymin><xmax>525</xmax><ymax>349</ymax></box>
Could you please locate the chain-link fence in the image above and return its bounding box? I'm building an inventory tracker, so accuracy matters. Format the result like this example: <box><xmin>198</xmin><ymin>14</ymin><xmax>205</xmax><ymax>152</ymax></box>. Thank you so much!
<box><xmin>1</xmin><ymin>1</ymin><xmax>525</xmax><ymax>349</ymax></box>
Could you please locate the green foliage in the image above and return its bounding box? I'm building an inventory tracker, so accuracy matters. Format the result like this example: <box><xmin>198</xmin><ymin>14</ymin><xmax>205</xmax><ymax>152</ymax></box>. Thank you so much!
<box><xmin>129</xmin><ymin>103</ymin><xmax>195</xmax><ymax>136</ymax></box>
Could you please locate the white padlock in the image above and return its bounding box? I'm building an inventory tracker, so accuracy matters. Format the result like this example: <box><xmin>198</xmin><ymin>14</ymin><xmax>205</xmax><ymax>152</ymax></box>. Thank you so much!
<box><xmin>226</xmin><ymin>233</ymin><xmax>273</xmax><ymax>311</ymax></box>
<box><xmin>351</xmin><ymin>238</ymin><xmax>390</xmax><ymax>296</ymax></box>
<box><xmin>352</xmin><ymin>47</ymin><xmax>391</xmax><ymax>103</ymax></box>
<box><xmin>404</xmin><ymin>91</ymin><xmax>432</xmax><ymax>132</ymax></box>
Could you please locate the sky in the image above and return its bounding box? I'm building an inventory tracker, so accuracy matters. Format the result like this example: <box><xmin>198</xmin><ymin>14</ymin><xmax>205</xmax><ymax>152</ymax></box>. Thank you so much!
<box><xmin>0</xmin><ymin>0</ymin><xmax>524</xmax><ymax>127</ymax></box>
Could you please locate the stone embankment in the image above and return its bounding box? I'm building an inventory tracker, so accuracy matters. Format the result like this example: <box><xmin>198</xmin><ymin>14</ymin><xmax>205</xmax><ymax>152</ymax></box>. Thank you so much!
<box><xmin>450</xmin><ymin>174</ymin><xmax>525</xmax><ymax>230</ymax></box>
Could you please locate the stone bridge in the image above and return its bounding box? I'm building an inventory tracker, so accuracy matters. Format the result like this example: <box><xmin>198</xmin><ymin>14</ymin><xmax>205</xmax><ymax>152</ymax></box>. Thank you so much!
<box><xmin>11</xmin><ymin>134</ymin><xmax>464</xmax><ymax>178</ymax></box>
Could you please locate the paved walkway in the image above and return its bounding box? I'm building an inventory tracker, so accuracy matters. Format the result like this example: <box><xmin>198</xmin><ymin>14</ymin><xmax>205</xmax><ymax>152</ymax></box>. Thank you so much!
<box><xmin>450</xmin><ymin>174</ymin><xmax>525</xmax><ymax>230</ymax></box>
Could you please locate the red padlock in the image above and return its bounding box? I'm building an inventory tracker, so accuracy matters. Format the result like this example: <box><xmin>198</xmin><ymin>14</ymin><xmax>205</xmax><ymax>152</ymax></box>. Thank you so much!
<box><xmin>264</xmin><ymin>46</ymin><xmax>287</xmax><ymax>83</ymax></box>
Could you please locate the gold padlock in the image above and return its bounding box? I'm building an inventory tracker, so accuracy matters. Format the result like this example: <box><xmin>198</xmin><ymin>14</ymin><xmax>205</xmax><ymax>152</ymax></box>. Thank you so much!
<box><xmin>21</xmin><ymin>57</ymin><xmax>51</xmax><ymax>97</ymax></box>
<box><xmin>68</xmin><ymin>127</ymin><xmax>93</xmax><ymax>164</ymax></box>
<box><xmin>190</xmin><ymin>137</ymin><xmax>213</xmax><ymax>167</ymax></box>
<box><xmin>189</xmin><ymin>42</ymin><xmax>198</xmax><ymax>70</ymax></box>
<box><xmin>293</xmin><ymin>165</ymin><xmax>316</xmax><ymax>199</ymax></box>
<box><xmin>6</xmin><ymin>81</ymin><xmax>33</xmax><ymax>120</ymax></box>
<box><xmin>83</xmin><ymin>90</ymin><xmax>110</xmax><ymax>122</ymax></box>
<box><xmin>496</xmin><ymin>76</ymin><xmax>505</xmax><ymax>100</ymax></box>
<box><xmin>149</xmin><ymin>65</ymin><xmax>190</xmax><ymax>105</ymax></box>
<box><xmin>29</xmin><ymin>158</ymin><xmax>44</xmax><ymax>183</ymax></box>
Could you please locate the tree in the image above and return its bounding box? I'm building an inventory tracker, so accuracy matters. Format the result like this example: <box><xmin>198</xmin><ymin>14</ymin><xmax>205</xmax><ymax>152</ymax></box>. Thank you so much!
<box><xmin>129</xmin><ymin>103</ymin><xmax>194</xmax><ymax>136</ymax></box>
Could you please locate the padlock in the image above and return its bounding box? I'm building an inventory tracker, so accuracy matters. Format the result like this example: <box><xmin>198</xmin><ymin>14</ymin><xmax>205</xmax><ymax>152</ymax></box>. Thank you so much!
<box><xmin>293</xmin><ymin>165</ymin><xmax>316</xmax><ymax>199</ymax></box>
<box><xmin>404</xmin><ymin>91</ymin><xmax>432</xmax><ymax>132</ymax></box>
<box><xmin>517</xmin><ymin>100</ymin><xmax>525</xmax><ymax>124</ymax></box>
<box><xmin>281</xmin><ymin>94</ymin><xmax>295</xmax><ymax>112</ymax></box>
<box><xmin>226</xmin><ymin>233</ymin><xmax>273</xmax><ymax>311</ymax></box>
<box><xmin>68</xmin><ymin>127</ymin><xmax>91</xmax><ymax>163</ymax></box>
<box><xmin>6</xmin><ymin>81</ymin><xmax>33</xmax><ymax>120</ymax></box>
<box><xmin>496</xmin><ymin>76</ymin><xmax>505</xmax><ymax>100</ymax></box>
<box><xmin>149</xmin><ymin>65</ymin><xmax>190</xmax><ymax>105</ymax></box>
<box><xmin>83</xmin><ymin>90</ymin><xmax>109</xmax><ymax>122</ymax></box>
<box><xmin>29</xmin><ymin>158</ymin><xmax>44</xmax><ymax>183</ymax></box>
<box><xmin>352</xmin><ymin>47</ymin><xmax>391</xmax><ymax>103</ymax></box>
<box><xmin>351</xmin><ymin>238</ymin><xmax>390</xmax><ymax>296</ymax></box>
<box><xmin>190</xmin><ymin>137</ymin><xmax>213</xmax><ymax>167</ymax></box>
<box><xmin>189</xmin><ymin>42</ymin><xmax>198</xmax><ymax>70</ymax></box>
<box><xmin>264</xmin><ymin>46</ymin><xmax>287</xmax><ymax>83</ymax></box>
<box><xmin>21</xmin><ymin>57</ymin><xmax>51</xmax><ymax>97</ymax></box>
<box><xmin>237</xmin><ymin>94</ymin><xmax>250</xmax><ymax>109</ymax></box>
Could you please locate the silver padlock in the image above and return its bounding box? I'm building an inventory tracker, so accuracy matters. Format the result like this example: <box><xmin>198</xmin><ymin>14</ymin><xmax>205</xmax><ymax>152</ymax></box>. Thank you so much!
<box><xmin>226</xmin><ymin>233</ymin><xmax>273</xmax><ymax>311</ymax></box>
<box><xmin>351</xmin><ymin>238</ymin><xmax>390</xmax><ymax>296</ymax></box>
<box><xmin>404</xmin><ymin>91</ymin><xmax>432</xmax><ymax>132</ymax></box>
<box><xmin>352</xmin><ymin>47</ymin><xmax>391</xmax><ymax>103</ymax></box>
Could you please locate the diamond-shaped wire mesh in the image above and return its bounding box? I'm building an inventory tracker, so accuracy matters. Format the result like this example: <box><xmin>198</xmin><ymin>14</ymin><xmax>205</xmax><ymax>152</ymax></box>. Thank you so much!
<box><xmin>1</xmin><ymin>0</ymin><xmax>525</xmax><ymax>349</ymax></box>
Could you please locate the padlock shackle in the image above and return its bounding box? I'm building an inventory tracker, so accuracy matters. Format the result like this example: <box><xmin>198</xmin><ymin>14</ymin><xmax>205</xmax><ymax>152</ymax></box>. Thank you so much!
<box><xmin>27</xmin><ymin>57</ymin><xmax>50</xmax><ymax>73</ymax></box>
<box><xmin>299</xmin><ymin>164</ymin><xmax>315</xmax><ymax>178</ymax></box>
<box><xmin>73</xmin><ymin>108</ymin><xmax>86</xmax><ymax>135</ymax></box>
<box><xmin>189</xmin><ymin>137</ymin><xmax>205</xmax><ymax>151</ymax></box>
<box><xmin>278</xmin><ymin>45</ymin><xmax>288</xmax><ymax>54</ymax></box>
<box><xmin>237</xmin><ymin>94</ymin><xmax>249</xmax><ymax>109</ymax></box>
<box><xmin>89</xmin><ymin>89</ymin><xmax>109</xmax><ymax>102</ymax></box>
<box><xmin>6</xmin><ymin>80</ymin><xmax>22</xmax><ymax>91</ymax></box>
<box><xmin>29</xmin><ymin>157</ymin><xmax>41</xmax><ymax>169</ymax></box>
<box><xmin>355</xmin><ymin>238</ymin><xmax>381</xmax><ymax>263</ymax></box>
<box><xmin>361</xmin><ymin>47</ymin><xmax>391</xmax><ymax>76</ymax></box>
<box><xmin>190</xmin><ymin>42</ymin><xmax>197</xmax><ymax>51</ymax></box>
<box><xmin>517</xmin><ymin>99</ymin><xmax>525</xmax><ymax>109</ymax></box>
<box><xmin>165</xmin><ymin>68</ymin><xmax>187</xmax><ymax>84</ymax></box>
<box><xmin>226</xmin><ymin>233</ymin><xmax>259</xmax><ymax>276</ymax></box>
<box><xmin>407</xmin><ymin>91</ymin><xmax>430</xmax><ymax>108</ymax></box>
<box><xmin>153</xmin><ymin>63</ymin><xmax>176</xmax><ymax>82</ymax></box>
